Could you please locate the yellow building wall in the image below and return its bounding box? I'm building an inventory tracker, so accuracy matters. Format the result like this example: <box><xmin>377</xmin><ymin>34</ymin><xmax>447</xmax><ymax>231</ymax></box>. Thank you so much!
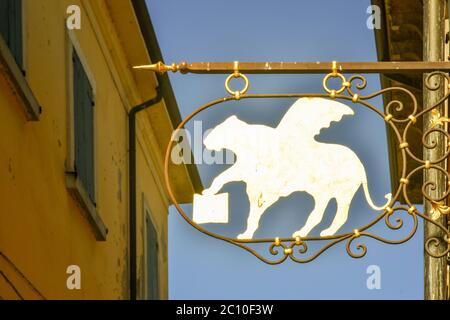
<box><xmin>0</xmin><ymin>0</ymin><xmax>168</xmax><ymax>299</ymax></box>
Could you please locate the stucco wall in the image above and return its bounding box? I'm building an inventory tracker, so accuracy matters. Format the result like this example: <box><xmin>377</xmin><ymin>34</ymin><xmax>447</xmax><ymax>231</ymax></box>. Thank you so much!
<box><xmin>0</xmin><ymin>0</ymin><xmax>168</xmax><ymax>299</ymax></box>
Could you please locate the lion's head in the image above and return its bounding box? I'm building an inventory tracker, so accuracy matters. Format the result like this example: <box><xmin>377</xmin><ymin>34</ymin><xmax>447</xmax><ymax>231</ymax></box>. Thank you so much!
<box><xmin>204</xmin><ymin>115</ymin><xmax>243</xmax><ymax>152</ymax></box>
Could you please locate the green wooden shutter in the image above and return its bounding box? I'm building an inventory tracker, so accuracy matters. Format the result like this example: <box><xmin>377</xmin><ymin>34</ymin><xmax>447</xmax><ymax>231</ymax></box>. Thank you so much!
<box><xmin>73</xmin><ymin>50</ymin><xmax>95</xmax><ymax>203</ymax></box>
<box><xmin>0</xmin><ymin>0</ymin><xmax>23</xmax><ymax>69</ymax></box>
<box><xmin>146</xmin><ymin>214</ymin><xmax>160</xmax><ymax>300</ymax></box>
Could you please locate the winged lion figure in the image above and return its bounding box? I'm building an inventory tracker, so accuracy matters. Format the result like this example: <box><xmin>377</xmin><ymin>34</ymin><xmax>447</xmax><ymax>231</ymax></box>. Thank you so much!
<box><xmin>201</xmin><ymin>97</ymin><xmax>391</xmax><ymax>239</ymax></box>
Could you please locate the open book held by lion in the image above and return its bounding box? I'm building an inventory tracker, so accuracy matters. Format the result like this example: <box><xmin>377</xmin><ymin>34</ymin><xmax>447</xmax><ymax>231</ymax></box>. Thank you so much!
<box><xmin>197</xmin><ymin>97</ymin><xmax>391</xmax><ymax>239</ymax></box>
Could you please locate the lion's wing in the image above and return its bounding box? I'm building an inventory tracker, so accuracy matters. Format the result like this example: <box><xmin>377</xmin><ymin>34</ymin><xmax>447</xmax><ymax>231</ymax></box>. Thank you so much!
<box><xmin>277</xmin><ymin>97</ymin><xmax>354</xmax><ymax>139</ymax></box>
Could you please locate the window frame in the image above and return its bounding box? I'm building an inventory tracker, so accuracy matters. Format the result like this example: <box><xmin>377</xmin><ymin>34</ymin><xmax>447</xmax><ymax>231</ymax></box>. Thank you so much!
<box><xmin>0</xmin><ymin>0</ymin><xmax>23</xmax><ymax>70</ymax></box>
<box><xmin>0</xmin><ymin>0</ymin><xmax>40</xmax><ymax>121</ymax></box>
<box><xmin>65</xmin><ymin>30</ymin><xmax>106</xmax><ymax>241</ymax></box>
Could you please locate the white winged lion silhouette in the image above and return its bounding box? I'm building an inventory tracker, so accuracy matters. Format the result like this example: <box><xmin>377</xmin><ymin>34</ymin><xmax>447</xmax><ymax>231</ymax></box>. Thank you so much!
<box><xmin>201</xmin><ymin>97</ymin><xmax>391</xmax><ymax>239</ymax></box>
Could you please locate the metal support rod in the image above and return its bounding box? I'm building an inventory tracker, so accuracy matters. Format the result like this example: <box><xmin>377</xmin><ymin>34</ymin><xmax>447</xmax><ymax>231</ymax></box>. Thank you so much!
<box><xmin>423</xmin><ymin>0</ymin><xmax>448</xmax><ymax>300</ymax></box>
<box><xmin>133</xmin><ymin>61</ymin><xmax>450</xmax><ymax>74</ymax></box>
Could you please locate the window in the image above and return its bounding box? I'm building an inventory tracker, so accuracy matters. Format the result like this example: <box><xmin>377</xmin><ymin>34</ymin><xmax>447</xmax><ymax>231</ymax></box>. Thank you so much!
<box><xmin>73</xmin><ymin>49</ymin><xmax>95</xmax><ymax>203</ymax></box>
<box><xmin>66</xmin><ymin>44</ymin><xmax>106</xmax><ymax>241</ymax></box>
<box><xmin>0</xmin><ymin>0</ymin><xmax>39</xmax><ymax>121</ymax></box>
<box><xmin>144</xmin><ymin>205</ymin><xmax>160</xmax><ymax>300</ymax></box>
<box><xmin>0</xmin><ymin>0</ymin><xmax>23</xmax><ymax>69</ymax></box>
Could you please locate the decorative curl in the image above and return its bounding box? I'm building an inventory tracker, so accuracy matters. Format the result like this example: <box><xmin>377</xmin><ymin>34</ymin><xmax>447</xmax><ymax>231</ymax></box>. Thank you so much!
<box><xmin>346</xmin><ymin>75</ymin><xmax>367</xmax><ymax>95</ymax></box>
<box><xmin>425</xmin><ymin>237</ymin><xmax>450</xmax><ymax>258</ymax></box>
<box><xmin>346</xmin><ymin>236</ymin><xmax>367</xmax><ymax>259</ymax></box>
<box><xmin>420</xmin><ymin>165</ymin><xmax>450</xmax><ymax>203</ymax></box>
<box><xmin>422</xmin><ymin>127</ymin><xmax>450</xmax><ymax>151</ymax></box>
<box><xmin>384</xmin><ymin>208</ymin><xmax>405</xmax><ymax>230</ymax></box>
<box><xmin>424</xmin><ymin>71</ymin><xmax>449</xmax><ymax>91</ymax></box>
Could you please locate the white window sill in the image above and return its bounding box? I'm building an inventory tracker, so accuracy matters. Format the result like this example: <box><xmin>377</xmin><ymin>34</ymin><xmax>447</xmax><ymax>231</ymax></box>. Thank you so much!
<box><xmin>0</xmin><ymin>35</ymin><xmax>41</xmax><ymax>121</ymax></box>
<box><xmin>66</xmin><ymin>173</ymin><xmax>108</xmax><ymax>241</ymax></box>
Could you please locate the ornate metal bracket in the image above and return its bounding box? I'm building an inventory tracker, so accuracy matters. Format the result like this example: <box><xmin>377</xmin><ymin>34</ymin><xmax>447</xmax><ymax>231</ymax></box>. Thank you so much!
<box><xmin>136</xmin><ymin>61</ymin><xmax>450</xmax><ymax>264</ymax></box>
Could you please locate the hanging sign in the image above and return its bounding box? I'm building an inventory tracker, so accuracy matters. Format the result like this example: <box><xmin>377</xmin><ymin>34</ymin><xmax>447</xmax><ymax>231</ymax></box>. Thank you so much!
<box><xmin>157</xmin><ymin>61</ymin><xmax>450</xmax><ymax>264</ymax></box>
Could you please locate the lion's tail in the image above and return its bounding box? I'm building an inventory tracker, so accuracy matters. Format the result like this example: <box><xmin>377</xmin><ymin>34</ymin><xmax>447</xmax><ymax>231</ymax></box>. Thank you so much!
<box><xmin>362</xmin><ymin>180</ymin><xmax>391</xmax><ymax>211</ymax></box>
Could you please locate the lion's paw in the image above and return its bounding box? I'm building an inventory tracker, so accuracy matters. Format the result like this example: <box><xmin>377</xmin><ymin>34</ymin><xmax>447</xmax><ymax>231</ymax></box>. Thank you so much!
<box><xmin>237</xmin><ymin>233</ymin><xmax>252</xmax><ymax>240</ymax></box>
<box><xmin>292</xmin><ymin>230</ymin><xmax>309</xmax><ymax>238</ymax></box>
<box><xmin>319</xmin><ymin>228</ymin><xmax>336</xmax><ymax>237</ymax></box>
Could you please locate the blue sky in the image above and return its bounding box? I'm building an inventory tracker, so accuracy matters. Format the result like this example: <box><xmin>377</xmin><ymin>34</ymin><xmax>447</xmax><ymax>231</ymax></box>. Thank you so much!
<box><xmin>147</xmin><ymin>0</ymin><xmax>424</xmax><ymax>299</ymax></box>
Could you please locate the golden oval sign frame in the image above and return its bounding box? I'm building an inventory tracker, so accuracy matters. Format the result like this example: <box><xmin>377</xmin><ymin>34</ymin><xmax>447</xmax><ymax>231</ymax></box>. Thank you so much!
<box><xmin>164</xmin><ymin>69</ymin><xmax>450</xmax><ymax>264</ymax></box>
